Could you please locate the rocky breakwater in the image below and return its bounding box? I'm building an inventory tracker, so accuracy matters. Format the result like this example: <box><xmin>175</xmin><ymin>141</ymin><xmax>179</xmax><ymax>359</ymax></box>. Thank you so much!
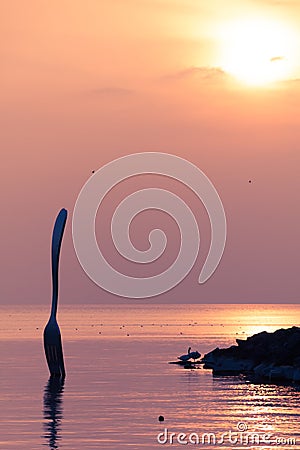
<box><xmin>202</xmin><ymin>326</ymin><xmax>300</xmax><ymax>383</ymax></box>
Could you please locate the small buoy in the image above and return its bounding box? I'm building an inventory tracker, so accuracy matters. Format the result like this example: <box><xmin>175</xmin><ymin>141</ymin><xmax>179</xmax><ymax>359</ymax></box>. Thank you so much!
<box><xmin>99</xmin><ymin>331</ymin><xmax>101</xmax><ymax>334</ymax></box>
<box><xmin>158</xmin><ymin>415</ymin><xmax>164</xmax><ymax>422</ymax></box>
<box><xmin>92</xmin><ymin>170</ymin><xmax>95</xmax><ymax>174</ymax></box>
<box><xmin>127</xmin><ymin>333</ymin><xmax>130</xmax><ymax>336</ymax></box>
<box><xmin>249</xmin><ymin>180</ymin><xmax>252</xmax><ymax>183</ymax></box>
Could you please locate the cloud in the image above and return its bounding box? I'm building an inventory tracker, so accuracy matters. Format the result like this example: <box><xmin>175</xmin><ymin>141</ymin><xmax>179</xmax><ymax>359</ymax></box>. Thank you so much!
<box><xmin>161</xmin><ymin>66</ymin><xmax>227</xmax><ymax>82</ymax></box>
<box><xmin>270</xmin><ymin>56</ymin><xmax>285</xmax><ymax>62</ymax></box>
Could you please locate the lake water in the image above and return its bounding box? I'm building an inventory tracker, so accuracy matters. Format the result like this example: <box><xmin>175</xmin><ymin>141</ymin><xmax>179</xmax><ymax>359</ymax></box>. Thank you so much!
<box><xmin>0</xmin><ymin>304</ymin><xmax>299</xmax><ymax>449</ymax></box>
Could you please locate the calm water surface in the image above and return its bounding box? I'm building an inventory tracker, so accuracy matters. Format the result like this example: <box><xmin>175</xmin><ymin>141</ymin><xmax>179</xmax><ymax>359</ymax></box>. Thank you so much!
<box><xmin>0</xmin><ymin>304</ymin><xmax>299</xmax><ymax>449</ymax></box>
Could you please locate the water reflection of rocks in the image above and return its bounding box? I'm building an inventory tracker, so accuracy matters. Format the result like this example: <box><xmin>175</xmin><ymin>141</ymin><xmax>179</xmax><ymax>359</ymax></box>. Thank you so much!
<box><xmin>43</xmin><ymin>377</ymin><xmax>64</xmax><ymax>449</ymax></box>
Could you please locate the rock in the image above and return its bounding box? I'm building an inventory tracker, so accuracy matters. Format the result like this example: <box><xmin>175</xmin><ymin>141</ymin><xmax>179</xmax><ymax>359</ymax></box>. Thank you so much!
<box><xmin>204</xmin><ymin>356</ymin><xmax>254</xmax><ymax>373</ymax></box>
<box><xmin>293</xmin><ymin>368</ymin><xmax>300</xmax><ymax>382</ymax></box>
<box><xmin>253</xmin><ymin>363</ymin><xmax>273</xmax><ymax>378</ymax></box>
<box><xmin>269</xmin><ymin>366</ymin><xmax>294</xmax><ymax>381</ymax></box>
<box><xmin>202</xmin><ymin>326</ymin><xmax>300</xmax><ymax>383</ymax></box>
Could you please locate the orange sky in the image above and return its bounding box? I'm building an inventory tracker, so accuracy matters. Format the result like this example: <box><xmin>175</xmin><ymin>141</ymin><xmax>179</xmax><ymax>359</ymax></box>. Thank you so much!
<box><xmin>1</xmin><ymin>0</ymin><xmax>300</xmax><ymax>304</ymax></box>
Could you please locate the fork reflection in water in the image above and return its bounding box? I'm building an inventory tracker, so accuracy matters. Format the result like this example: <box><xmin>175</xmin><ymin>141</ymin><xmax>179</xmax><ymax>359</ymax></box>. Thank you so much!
<box><xmin>43</xmin><ymin>377</ymin><xmax>65</xmax><ymax>449</ymax></box>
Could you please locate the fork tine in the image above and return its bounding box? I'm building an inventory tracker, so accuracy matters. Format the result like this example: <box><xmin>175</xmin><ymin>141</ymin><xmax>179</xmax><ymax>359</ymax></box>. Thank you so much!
<box><xmin>44</xmin><ymin>339</ymin><xmax>65</xmax><ymax>377</ymax></box>
<box><xmin>49</xmin><ymin>350</ymin><xmax>63</xmax><ymax>377</ymax></box>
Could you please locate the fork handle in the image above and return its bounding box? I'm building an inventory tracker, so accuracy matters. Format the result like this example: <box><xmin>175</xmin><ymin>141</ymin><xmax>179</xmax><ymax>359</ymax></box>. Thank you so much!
<box><xmin>51</xmin><ymin>209</ymin><xmax>68</xmax><ymax>319</ymax></box>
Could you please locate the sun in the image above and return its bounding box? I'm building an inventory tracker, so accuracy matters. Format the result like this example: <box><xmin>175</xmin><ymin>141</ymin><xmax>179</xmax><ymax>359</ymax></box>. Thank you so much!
<box><xmin>219</xmin><ymin>18</ymin><xmax>296</xmax><ymax>86</ymax></box>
